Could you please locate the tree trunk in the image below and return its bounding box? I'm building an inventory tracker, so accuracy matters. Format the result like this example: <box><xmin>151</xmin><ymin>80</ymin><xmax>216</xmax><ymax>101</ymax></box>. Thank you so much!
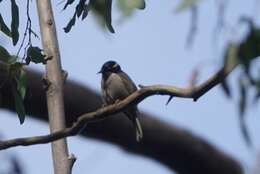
<box><xmin>36</xmin><ymin>1</ymin><xmax>70</xmax><ymax>173</ymax></box>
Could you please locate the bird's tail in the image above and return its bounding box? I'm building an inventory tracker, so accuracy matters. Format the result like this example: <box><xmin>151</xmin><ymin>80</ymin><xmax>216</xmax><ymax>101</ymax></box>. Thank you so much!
<box><xmin>135</xmin><ymin>117</ymin><xmax>143</xmax><ymax>142</ymax></box>
<box><xmin>124</xmin><ymin>108</ymin><xmax>143</xmax><ymax>142</ymax></box>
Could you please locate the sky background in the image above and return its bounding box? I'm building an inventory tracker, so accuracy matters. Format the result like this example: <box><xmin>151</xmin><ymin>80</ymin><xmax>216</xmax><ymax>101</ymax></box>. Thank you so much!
<box><xmin>0</xmin><ymin>0</ymin><xmax>260</xmax><ymax>173</ymax></box>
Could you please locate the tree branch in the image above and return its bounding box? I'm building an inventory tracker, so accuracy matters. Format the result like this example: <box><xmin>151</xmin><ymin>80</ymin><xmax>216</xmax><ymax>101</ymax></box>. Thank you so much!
<box><xmin>0</xmin><ymin>62</ymin><xmax>242</xmax><ymax>174</ymax></box>
<box><xmin>0</xmin><ymin>57</ymin><xmax>238</xmax><ymax>150</ymax></box>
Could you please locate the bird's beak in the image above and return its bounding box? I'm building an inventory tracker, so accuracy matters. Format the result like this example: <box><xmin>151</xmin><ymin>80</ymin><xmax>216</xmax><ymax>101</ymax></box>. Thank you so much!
<box><xmin>97</xmin><ymin>70</ymin><xmax>102</xmax><ymax>74</ymax></box>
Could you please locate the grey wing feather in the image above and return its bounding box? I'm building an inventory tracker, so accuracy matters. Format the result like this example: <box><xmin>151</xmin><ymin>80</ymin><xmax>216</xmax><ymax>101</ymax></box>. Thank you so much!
<box><xmin>101</xmin><ymin>78</ymin><xmax>107</xmax><ymax>104</ymax></box>
<box><xmin>135</xmin><ymin>117</ymin><xmax>143</xmax><ymax>141</ymax></box>
<box><xmin>118</xmin><ymin>71</ymin><xmax>137</xmax><ymax>94</ymax></box>
<box><xmin>124</xmin><ymin>108</ymin><xmax>143</xmax><ymax>142</ymax></box>
<box><xmin>101</xmin><ymin>78</ymin><xmax>113</xmax><ymax>104</ymax></box>
<box><xmin>119</xmin><ymin>71</ymin><xmax>143</xmax><ymax>141</ymax></box>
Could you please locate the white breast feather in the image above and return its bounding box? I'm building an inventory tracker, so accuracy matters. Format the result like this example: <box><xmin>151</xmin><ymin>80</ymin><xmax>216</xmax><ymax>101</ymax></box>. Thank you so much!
<box><xmin>106</xmin><ymin>73</ymin><xmax>130</xmax><ymax>100</ymax></box>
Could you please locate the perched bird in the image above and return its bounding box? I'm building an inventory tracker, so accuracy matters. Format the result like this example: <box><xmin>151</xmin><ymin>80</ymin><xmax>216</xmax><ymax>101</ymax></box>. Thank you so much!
<box><xmin>98</xmin><ymin>60</ymin><xmax>143</xmax><ymax>142</ymax></box>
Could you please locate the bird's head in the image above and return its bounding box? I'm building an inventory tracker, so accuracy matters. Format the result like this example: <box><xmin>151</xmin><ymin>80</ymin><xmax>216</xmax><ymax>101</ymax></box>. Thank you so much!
<box><xmin>98</xmin><ymin>60</ymin><xmax>121</xmax><ymax>74</ymax></box>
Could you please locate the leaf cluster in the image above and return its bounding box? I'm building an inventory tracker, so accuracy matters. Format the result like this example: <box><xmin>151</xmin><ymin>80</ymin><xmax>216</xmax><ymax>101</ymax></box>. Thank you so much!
<box><xmin>0</xmin><ymin>0</ymin><xmax>46</xmax><ymax>124</ymax></box>
<box><xmin>63</xmin><ymin>0</ymin><xmax>145</xmax><ymax>33</ymax></box>
<box><xmin>222</xmin><ymin>19</ymin><xmax>260</xmax><ymax>147</ymax></box>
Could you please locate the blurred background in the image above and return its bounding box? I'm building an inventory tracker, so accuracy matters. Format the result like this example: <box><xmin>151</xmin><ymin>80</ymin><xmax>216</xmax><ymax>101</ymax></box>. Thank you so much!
<box><xmin>0</xmin><ymin>0</ymin><xmax>260</xmax><ymax>173</ymax></box>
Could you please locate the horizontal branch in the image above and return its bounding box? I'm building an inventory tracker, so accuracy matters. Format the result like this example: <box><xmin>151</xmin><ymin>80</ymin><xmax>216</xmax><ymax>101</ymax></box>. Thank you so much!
<box><xmin>0</xmin><ymin>57</ymin><xmax>238</xmax><ymax>150</ymax></box>
<box><xmin>0</xmin><ymin>86</ymin><xmax>216</xmax><ymax>149</ymax></box>
<box><xmin>0</xmin><ymin>62</ymin><xmax>242</xmax><ymax>174</ymax></box>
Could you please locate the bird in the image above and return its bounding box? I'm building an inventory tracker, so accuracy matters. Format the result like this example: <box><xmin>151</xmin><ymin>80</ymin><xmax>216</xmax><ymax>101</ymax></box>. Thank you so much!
<box><xmin>98</xmin><ymin>60</ymin><xmax>143</xmax><ymax>142</ymax></box>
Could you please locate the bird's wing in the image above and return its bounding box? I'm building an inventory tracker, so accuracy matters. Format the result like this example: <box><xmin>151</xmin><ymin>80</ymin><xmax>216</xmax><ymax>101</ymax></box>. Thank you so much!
<box><xmin>101</xmin><ymin>78</ymin><xmax>113</xmax><ymax>104</ymax></box>
<box><xmin>118</xmin><ymin>71</ymin><xmax>137</xmax><ymax>94</ymax></box>
<box><xmin>119</xmin><ymin>72</ymin><xmax>143</xmax><ymax>141</ymax></box>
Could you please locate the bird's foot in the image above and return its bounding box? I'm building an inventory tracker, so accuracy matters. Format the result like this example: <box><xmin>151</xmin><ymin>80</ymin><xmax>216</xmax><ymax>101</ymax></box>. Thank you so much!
<box><xmin>101</xmin><ymin>103</ymin><xmax>107</xmax><ymax>107</ymax></box>
<box><xmin>115</xmin><ymin>99</ymin><xmax>121</xmax><ymax>104</ymax></box>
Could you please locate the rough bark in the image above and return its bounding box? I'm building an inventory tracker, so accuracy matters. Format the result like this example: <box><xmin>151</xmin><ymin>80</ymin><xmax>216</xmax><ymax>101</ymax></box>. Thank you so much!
<box><xmin>36</xmin><ymin>1</ymin><xmax>70</xmax><ymax>173</ymax></box>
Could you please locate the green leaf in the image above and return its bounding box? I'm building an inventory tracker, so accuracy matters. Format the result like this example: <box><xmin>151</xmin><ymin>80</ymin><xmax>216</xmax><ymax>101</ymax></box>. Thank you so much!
<box><xmin>9</xmin><ymin>62</ymin><xmax>23</xmax><ymax>77</ymax></box>
<box><xmin>0</xmin><ymin>45</ymin><xmax>11</xmax><ymax>63</ymax></box>
<box><xmin>81</xmin><ymin>4</ymin><xmax>89</xmax><ymax>20</ymax></box>
<box><xmin>221</xmin><ymin>44</ymin><xmax>240</xmax><ymax>98</ymax></box>
<box><xmin>104</xmin><ymin>0</ymin><xmax>115</xmax><ymax>33</ymax></box>
<box><xmin>239</xmin><ymin>117</ymin><xmax>251</xmax><ymax>148</ymax></box>
<box><xmin>238</xmin><ymin>77</ymin><xmax>251</xmax><ymax>147</ymax></box>
<box><xmin>26</xmin><ymin>46</ymin><xmax>46</xmax><ymax>64</ymax></box>
<box><xmin>220</xmin><ymin>80</ymin><xmax>231</xmax><ymax>98</ymax></box>
<box><xmin>8</xmin><ymin>55</ymin><xmax>18</xmax><ymax>64</ymax></box>
<box><xmin>238</xmin><ymin>77</ymin><xmax>246</xmax><ymax>116</ymax></box>
<box><xmin>64</xmin><ymin>0</ymin><xmax>87</xmax><ymax>32</ymax></box>
<box><xmin>238</xmin><ymin>24</ymin><xmax>260</xmax><ymax>67</ymax></box>
<box><xmin>9</xmin><ymin>62</ymin><xmax>26</xmax><ymax>124</ymax></box>
<box><xmin>117</xmin><ymin>0</ymin><xmax>145</xmax><ymax>16</ymax></box>
<box><xmin>136</xmin><ymin>0</ymin><xmax>145</xmax><ymax>9</ymax></box>
<box><xmin>253</xmin><ymin>72</ymin><xmax>260</xmax><ymax>102</ymax></box>
<box><xmin>224</xmin><ymin>43</ymin><xmax>239</xmax><ymax>68</ymax></box>
<box><xmin>175</xmin><ymin>0</ymin><xmax>201</xmax><ymax>13</ymax></box>
<box><xmin>16</xmin><ymin>69</ymin><xmax>27</xmax><ymax>99</ymax></box>
<box><xmin>11</xmin><ymin>0</ymin><xmax>19</xmax><ymax>46</ymax></box>
<box><xmin>76</xmin><ymin>0</ymin><xmax>86</xmax><ymax>17</ymax></box>
<box><xmin>0</xmin><ymin>14</ymin><xmax>11</xmax><ymax>37</ymax></box>
<box><xmin>0</xmin><ymin>47</ymin><xmax>17</xmax><ymax>64</ymax></box>
<box><xmin>12</xmin><ymin>85</ymin><xmax>26</xmax><ymax>124</ymax></box>
<box><xmin>64</xmin><ymin>13</ymin><xmax>77</xmax><ymax>33</ymax></box>
<box><xmin>64</xmin><ymin>0</ymin><xmax>115</xmax><ymax>33</ymax></box>
<box><xmin>63</xmin><ymin>0</ymin><xmax>76</xmax><ymax>10</ymax></box>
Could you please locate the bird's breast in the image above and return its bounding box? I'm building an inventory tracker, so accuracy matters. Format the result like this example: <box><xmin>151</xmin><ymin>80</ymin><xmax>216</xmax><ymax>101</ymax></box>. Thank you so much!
<box><xmin>106</xmin><ymin>73</ymin><xmax>130</xmax><ymax>100</ymax></box>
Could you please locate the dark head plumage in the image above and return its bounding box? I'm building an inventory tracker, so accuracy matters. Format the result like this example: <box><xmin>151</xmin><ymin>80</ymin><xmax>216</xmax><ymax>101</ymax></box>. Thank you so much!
<box><xmin>98</xmin><ymin>60</ymin><xmax>121</xmax><ymax>74</ymax></box>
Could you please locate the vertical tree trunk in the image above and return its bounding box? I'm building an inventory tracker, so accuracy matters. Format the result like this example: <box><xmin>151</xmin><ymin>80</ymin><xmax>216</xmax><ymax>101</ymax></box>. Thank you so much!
<box><xmin>36</xmin><ymin>1</ymin><xmax>70</xmax><ymax>173</ymax></box>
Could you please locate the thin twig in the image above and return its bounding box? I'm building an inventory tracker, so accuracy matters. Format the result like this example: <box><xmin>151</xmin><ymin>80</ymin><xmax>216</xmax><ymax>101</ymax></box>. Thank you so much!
<box><xmin>16</xmin><ymin>0</ymin><xmax>39</xmax><ymax>62</ymax></box>
<box><xmin>68</xmin><ymin>154</ymin><xmax>77</xmax><ymax>173</ymax></box>
<box><xmin>16</xmin><ymin>0</ymin><xmax>31</xmax><ymax>57</ymax></box>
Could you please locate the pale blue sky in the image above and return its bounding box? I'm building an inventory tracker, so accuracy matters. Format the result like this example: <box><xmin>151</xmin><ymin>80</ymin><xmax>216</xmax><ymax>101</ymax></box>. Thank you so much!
<box><xmin>0</xmin><ymin>0</ymin><xmax>260</xmax><ymax>173</ymax></box>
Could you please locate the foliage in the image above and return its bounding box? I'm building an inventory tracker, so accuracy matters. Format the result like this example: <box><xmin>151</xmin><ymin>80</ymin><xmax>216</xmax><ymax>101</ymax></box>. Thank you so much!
<box><xmin>26</xmin><ymin>46</ymin><xmax>46</xmax><ymax>64</ymax></box>
<box><xmin>0</xmin><ymin>46</ymin><xmax>26</xmax><ymax>124</ymax></box>
<box><xmin>63</xmin><ymin>0</ymin><xmax>145</xmax><ymax>33</ymax></box>
<box><xmin>174</xmin><ymin>0</ymin><xmax>260</xmax><ymax>146</ymax></box>
<box><xmin>0</xmin><ymin>0</ymin><xmax>44</xmax><ymax>124</ymax></box>
<box><xmin>10</xmin><ymin>0</ymin><xmax>19</xmax><ymax>46</ymax></box>
<box><xmin>222</xmin><ymin>19</ymin><xmax>260</xmax><ymax>146</ymax></box>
